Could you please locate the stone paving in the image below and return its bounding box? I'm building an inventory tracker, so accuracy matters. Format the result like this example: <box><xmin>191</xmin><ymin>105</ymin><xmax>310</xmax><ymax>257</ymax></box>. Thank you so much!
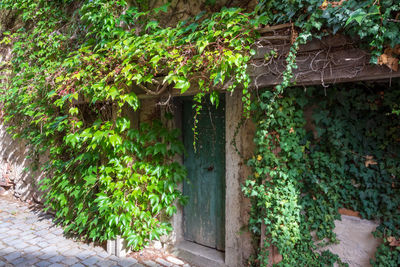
<box><xmin>0</xmin><ymin>197</ymin><xmax>190</xmax><ymax>267</ymax></box>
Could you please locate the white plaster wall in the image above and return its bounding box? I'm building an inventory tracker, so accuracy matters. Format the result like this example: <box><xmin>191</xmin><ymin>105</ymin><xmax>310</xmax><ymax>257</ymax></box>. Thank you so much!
<box><xmin>321</xmin><ymin>215</ymin><xmax>381</xmax><ymax>267</ymax></box>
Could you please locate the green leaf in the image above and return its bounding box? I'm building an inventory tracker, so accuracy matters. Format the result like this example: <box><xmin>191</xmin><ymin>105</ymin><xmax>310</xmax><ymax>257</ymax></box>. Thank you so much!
<box><xmin>121</xmin><ymin>93</ymin><xmax>139</xmax><ymax>109</ymax></box>
<box><xmin>146</xmin><ymin>21</ymin><xmax>159</xmax><ymax>30</ymax></box>
<box><xmin>69</xmin><ymin>107</ymin><xmax>79</xmax><ymax>115</ymax></box>
<box><xmin>174</xmin><ymin>79</ymin><xmax>190</xmax><ymax>93</ymax></box>
<box><xmin>346</xmin><ymin>9</ymin><xmax>368</xmax><ymax>26</ymax></box>
<box><xmin>65</xmin><ymin>133</ymin><xmax>79</xmax><ymax>148</ymax></box>
<box><xmin>109</xmin><ymin>134</ymin><xmax>122</xmax><ymax>147</ymax></box>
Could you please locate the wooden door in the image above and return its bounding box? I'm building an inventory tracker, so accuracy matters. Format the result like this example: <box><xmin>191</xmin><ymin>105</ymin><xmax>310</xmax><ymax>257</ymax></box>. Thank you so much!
<box><xmin>182</xmin><ymin>97</ymin><xmax>226</xmax><ymax>251</ymax></box>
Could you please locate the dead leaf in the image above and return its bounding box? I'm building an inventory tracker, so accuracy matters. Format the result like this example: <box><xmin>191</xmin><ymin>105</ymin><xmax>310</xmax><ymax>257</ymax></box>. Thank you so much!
<box><xmin>289</xmin><ymin>127</ymin><xmax>294</xmax><ymax>134</ymax></box>
<box><xmin>365</xmin><ymin>155</ymin><xmax>378</xmax><ymax>168</ymax></box>
<box><xmin>387</xmin><ymin>236</ymin><xmax>400</xmax><ymax>247</ymax></box>
<box><xmin>394</xmin><ymin>45</ymin><xmax>400</xmax><ymax>56</ymax></box>
<box><xmin>272</xmin><ymin>245</ymin><xmax>282</xmax><ymax>264</ymax></box>
<box><xmin>378</xmin><ymin>50</ymin><xmax>399</xmax><ymax>71</ymax></box>
<box><xmin>319</xmin><ymin>0</ymin><xmax>346</xmax><ymax>10</ymax></box>
<box><xmin>338</xmin><ymin>208</ymin><xmax>361</xmax><ymax>217</ymax></box>
<box><xmin>320</xmin><ymin>0</ymin><xmax>328</xmax><ymax>9</ymax></box>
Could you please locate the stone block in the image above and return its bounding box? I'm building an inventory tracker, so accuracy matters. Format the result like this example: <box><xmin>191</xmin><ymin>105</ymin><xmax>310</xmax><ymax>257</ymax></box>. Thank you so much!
<box><xmin>116</xmin><ymin>236</ymin><xmax>131</xmax><ymax>258</ymax></box>
<box><xmin>4</xmin><ymin>251</ymin><xmax>22</xmax><ymax>261</ymax></box>
<box><xmin>36</xmin><ymin>260</ymin><xmax>52</xmax><ymax>267</ymax></box>
<box><xmin>106</xmin><ymin>239</ymin><xmax>116</xmax><ymax>255</ymax></box>
<box><xmin>166</xmin><ymin>256</ymin><xmax>185</xmax><ymax>265</ymax></box>
<box><xmin>156</xmin><ymin>258</ymin><xmax>173</xmax><ymax>267</ymax></box>
<box><xmin>63</xmin><ymin>257</ymin><xmax>79</xmax><ymax>266</ymax></box>
<box><xmin>118</xmin><ymin>257</ymin><xmax>138</xmax><ymax>267</ymax></box>
<box><xmin>81</xmin><ymin>255</ymin><xmax>100</xmax><ymax>266</ymax></box>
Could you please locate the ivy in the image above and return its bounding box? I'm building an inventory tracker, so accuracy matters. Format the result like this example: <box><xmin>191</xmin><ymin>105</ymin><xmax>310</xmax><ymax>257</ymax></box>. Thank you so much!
<box><xmin>41</xmin><ymin>120</ymin><xmax>187</xmax><ymax>248</ymax></box>
<box><xmin>258</xmin><ymin>0</ymin><xmax>400</xmax><ymax>62</ymax></box>
<box><xmin>245</xmin><ymin>84</ymin><xmax>400</xmax><ymax>266</ymax></box>
<box><xmin>0</xmin><ymin>0</ymin><xmax>399</xmax><ymax>261</ymax></box>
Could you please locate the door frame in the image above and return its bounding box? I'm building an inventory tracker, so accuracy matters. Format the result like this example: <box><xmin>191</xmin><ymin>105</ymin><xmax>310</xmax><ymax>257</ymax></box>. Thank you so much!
<box><xmin>171</xmin><ymin>92</ymin><xmax>243</xmax><ymax>267</ymax></box>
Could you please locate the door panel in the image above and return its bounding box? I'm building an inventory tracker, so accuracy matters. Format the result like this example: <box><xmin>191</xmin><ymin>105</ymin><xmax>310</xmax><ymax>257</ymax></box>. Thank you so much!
<box><xmin>182</xmin><ymin>97</ymin><xmax>226</xmax><ymax>251</ymax></box>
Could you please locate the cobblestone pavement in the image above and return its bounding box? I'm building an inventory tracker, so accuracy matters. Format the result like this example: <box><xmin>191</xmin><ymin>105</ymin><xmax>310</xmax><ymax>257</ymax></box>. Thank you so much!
<box><xmin>0</xmin><ymin>197</ymin><xmax>190</xmax><ymax>267</ymax></box>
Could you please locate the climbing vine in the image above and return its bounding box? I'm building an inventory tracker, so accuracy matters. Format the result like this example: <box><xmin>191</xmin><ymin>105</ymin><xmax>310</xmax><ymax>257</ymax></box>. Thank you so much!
<box><xmin>0</xmin><ymin>0</ymin><xmax>260</xmax><ymax>249</ymax></box>
<box><xmin>241</xmin><ymin>1</ymin><xmax>400</xmax><ymax>266</ymax></box>
<box><xmin>0</xmin><ymin>0</ymin><xmax>399</xmax><ymax>263</ymax></box>
<box><xmin>245</xmin><ymin>84</ymin><xmax>400</xmax><ymax>266</ymax></box>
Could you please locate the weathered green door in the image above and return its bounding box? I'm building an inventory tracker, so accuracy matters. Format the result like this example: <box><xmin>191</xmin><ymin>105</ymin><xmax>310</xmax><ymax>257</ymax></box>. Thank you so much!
<box><xmin>182</xmin><ymin>97</ymin><xmax>226</xmax><ymax>251</ymax></box>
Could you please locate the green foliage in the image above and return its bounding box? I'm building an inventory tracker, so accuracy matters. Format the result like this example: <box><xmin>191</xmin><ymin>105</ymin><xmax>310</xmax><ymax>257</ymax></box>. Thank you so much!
<box><xmin>0</xmin><ymin>0</ymin><xmax>260</xmax><ymax>250</ymax></box>
<box><xmin>372</xmin><ymin>243</ymin><xmax>400</xmax><ymax>266</ymax></box>
<box><xmin>258</xmin><ymin>0</ymin><xmax>400</xmax><ymax>62</ymax></box>
<box><xmin>41</xmin><ymin>120</ymin><xmax>186</xmax><ymax>247</ymax></box>
<box><xmin>1</xmin><ymin>0</ymin><xmax>399</xmax><ymax>259</ymax></box>
<box><xmin>245</xmin><ymin>84</ymin><xmax>400</xmax><ymax>266</ymax></box>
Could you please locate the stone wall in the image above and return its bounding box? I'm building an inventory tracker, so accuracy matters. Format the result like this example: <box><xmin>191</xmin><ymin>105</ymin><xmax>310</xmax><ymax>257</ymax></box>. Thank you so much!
<box><xmin>0</xmin><ymin>124</ymin><xmax>46</xmax><ymax>203</ymax></box>
<box><xmin>138</xmin><ymin>0</ymin><xmax>257</xmax><ymax>27</ymax></box>
<box><xmin>0</xmin><ymin>92</ymin><xmax>383</xmax><ymax>266</ymax></box>
<box><xmin>0</xmin><ymin>10</ymin><xmax>45</xmax><ymax>203</ymax></box>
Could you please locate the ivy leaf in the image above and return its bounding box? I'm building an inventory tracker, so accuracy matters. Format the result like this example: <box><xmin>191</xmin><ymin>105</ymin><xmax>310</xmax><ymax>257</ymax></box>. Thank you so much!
<box><xmin>146</xmin><ymin>21</ymin><xmax>159</xmax><ymax>30</ymax></box>
<box><xmin>346</xmin><ymin>9</ymin><xmax>368</xmax><ymax>26</ymax></box>
<box><xmin>153</xmin><ymin>3</ymin><xmax>169</xmax><ymax>14</ymax></box>
<box><xmin>84</xmin><ymin>174</ymin><xmax>97</xmax><ymax>186</ymax></box>
<box><xmin>165</xmin><ymin>206</ymin><xmax>176</xmax><ymax>216</ymax></box>
<box><xmin>116</xmin><ymin>117</ymin><xmax>130</xmax><ymax>133</ymax></box>
<box><xmin>210</xmin><ymin>91</ymin><xmax>219</xmax><ymax>107</ymax></box>
<box><xmin>121</xmin><ymin>92</ymin><xmax>139</xmax><ymax>109</ymax></box>
<box><xmin>69</xmin><ymin>107</ymin><xmax>79</xmax><ymax>115</ymax></box>
<box><xmin>174</xmin><ymin>79</ymin><xmax>190</xmax><ymax>93</ymax></box>
<box><xmin>109</xmin><ymin>134</ymin><xmax>122</xmax><ymax>147</ymax></box>
<box><xmin>65</xmin><ymin>133</ymin><xmax>79</xmax><ymax>148</ymax></box>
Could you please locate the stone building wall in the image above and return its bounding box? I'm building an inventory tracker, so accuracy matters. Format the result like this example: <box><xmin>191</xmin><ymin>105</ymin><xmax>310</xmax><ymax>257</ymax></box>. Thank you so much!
<box><xmin>0</xmin><ymin>5</ymin><xmax>384</xmax><ymax>267</ymax></box>
<box><xmin>0</xmin><ymin>124</ymin><xmax>46</xmax><ymax>203</ymax></box>
<box><xmin>0</xmin><ymin>10</ymin><xmax>45</xmax><ymax>203</ymax></box>
<box><xmin>0</xmin><ymin>91</ymin><xmax>383</xmax><ymax>266</ymax></box>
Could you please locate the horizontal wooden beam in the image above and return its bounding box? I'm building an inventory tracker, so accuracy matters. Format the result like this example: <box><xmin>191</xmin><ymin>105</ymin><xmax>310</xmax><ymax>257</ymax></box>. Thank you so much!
<box><xmin>249</xmin><ymin>35</ymin><xmax>400</xmax><ymax>88</ymax></box>
<box><xmin>134</xmin><ymin>35</ymin><xmax>400</xmax><ymax>99</ymax></box>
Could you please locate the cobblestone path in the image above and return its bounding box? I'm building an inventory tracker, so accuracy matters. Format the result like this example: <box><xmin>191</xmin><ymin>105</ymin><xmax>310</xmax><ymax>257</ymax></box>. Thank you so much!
<box><xmin>0</xmin><ymin>197</ymin><xmax>189</xmax><ymax>267</ymax></box>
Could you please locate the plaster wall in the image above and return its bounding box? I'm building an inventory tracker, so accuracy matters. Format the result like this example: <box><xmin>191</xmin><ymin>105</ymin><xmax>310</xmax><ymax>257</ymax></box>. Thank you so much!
<box><xmin>225</xmin><ymin>90</ymin><xmax>255</xmax><ymax>266</ymax></box>
<box><xmin>323</xmin><ymin>215</ymin><xmax>381</xmax><ymax>267</ymax></box>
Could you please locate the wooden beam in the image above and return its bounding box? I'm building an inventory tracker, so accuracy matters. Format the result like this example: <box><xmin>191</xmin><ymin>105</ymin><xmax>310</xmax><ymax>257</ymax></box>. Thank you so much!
<box><xmin>258</xmin><ymin>23</ymin><xmax>292</xmax><ymax>34</ymax></box>
<box><xmin>135</xmin><ymin>35</ymin><xmax>400</xmax><ymax>99</ymax></box>
<box><xmin>249</xmin><ymin>35</ymin><xmax>400</xmax><ymax>88</ymax></box>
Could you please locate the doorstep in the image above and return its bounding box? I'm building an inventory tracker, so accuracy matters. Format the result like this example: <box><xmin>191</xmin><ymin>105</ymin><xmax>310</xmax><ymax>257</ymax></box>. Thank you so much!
<box><xmin>172</xmin><ymin>240</ymin><xmax>226</xmax><ymax>267</ymax></box>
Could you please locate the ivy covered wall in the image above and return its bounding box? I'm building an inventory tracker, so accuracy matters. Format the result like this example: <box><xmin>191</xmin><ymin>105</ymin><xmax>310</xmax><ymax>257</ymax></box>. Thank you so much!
<box><xmin>0</xmin><ymin>0</ymin><xmax>399</xmax><ymax>266</ymax></box>
<box><xmin>245</xmin><ymin>81</ymin><xmax>400</xmax><ymax>266</ymax></box>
